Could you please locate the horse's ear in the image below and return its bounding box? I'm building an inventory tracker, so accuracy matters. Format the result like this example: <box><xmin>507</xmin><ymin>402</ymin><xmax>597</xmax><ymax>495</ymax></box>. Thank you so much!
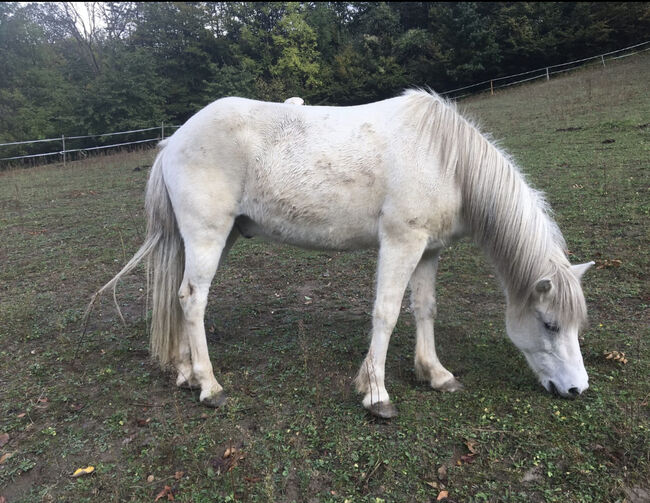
<box><xmin>571</xmin><ymin>261</ymin><xmax>595</xmax><ymax>280</ymax></box>
<box><xmin>533</xmin><ymin>278</ymin><xmax>553</xmax><ymax>301</ymax></box>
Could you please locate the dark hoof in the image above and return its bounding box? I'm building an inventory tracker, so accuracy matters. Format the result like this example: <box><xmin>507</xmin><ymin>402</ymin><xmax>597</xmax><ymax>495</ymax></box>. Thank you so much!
<box><xmin>368</xmin><ymin>401</ymin><xmax>398</xmax><ymax>419</ymax></box>
<box><xmin>436</xmin><ymin>377</ymin><xmax>464</xmax><ymax>392</ymax></box>
<box><xmin>201</xmin><ymin>390</ymin><xmax>227</xmax><ymax>408</ymax></box>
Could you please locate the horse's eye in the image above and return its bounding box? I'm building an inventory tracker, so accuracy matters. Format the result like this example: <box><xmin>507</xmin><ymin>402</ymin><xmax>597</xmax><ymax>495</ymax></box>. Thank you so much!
<box><xmin>543</xmin><ymin>321</ymin><xmax>560</xmax><ymax>333</ymax></box>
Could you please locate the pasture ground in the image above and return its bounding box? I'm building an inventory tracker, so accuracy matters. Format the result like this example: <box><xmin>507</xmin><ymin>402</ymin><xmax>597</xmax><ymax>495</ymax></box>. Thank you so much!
<box><xmin>1</xmin><ymin>54</ymin><xmax>648</xmax><ymax>502</ymax></box>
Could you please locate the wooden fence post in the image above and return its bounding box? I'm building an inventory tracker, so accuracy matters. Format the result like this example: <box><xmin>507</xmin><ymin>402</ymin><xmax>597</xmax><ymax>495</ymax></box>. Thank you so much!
<box><xmin>490</xmin><ymin>80</ymin><xmax>494</xmax><ymax>95</ymax></box>
<box><xmin>546</xmin><ymin>68</ymin><xmax>550</xmax><ymax>81</ymax></box>
<box><xmin>601</xmin><ymin>55</ymin><xmax>606</xmax><ymax>67</ymax></box>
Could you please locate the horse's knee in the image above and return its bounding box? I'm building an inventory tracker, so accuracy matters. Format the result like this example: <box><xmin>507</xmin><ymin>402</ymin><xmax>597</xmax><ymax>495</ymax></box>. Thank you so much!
<box><xmin>178</xmin><ymin>281</ymin><xmax>206</xmax><ymax>319</ymax></box>
<box><xmin>178</xmin><ymin>281</ymin><xmax>191</xmax><ymax>305</ymax></box>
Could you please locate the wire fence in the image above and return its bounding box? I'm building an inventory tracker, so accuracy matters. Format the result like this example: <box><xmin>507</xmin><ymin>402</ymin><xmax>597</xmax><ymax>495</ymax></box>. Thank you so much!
<box><xmin>1</xmin><ymin>40</ymin><xmax>648</xmax><ymax>168</ymax></box>
<box><xmin>440</xmin><ymin>40</ymin><xmax>649</xmax><ymax>99</ymax></box>
<box><xmin>0</xmin><ymin>124</ymin><xmax>181</xmax><ymax>168</ymax></box>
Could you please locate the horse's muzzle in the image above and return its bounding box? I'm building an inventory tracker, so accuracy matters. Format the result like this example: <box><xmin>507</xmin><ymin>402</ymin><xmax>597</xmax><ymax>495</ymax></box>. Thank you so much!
<box><xmin>548</xmin><ymin>381</ymin><xmax>582</xmax><ymax>399</ymax></box>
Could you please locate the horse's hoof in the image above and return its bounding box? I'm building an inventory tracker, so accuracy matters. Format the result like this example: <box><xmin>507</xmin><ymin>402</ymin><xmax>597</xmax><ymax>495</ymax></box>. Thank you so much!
<box><xmin>436</xmin><ymin>377</ymin><xmax>464</xmax><ymax>392</ymax></box>
<box><xmin>201</xmin><ymin>390</ymin><xmax>227</xmax><ymax>408</ymax></box>
<box><xmin>368</xmin><ymin>401</ymin><xmax>398</xmax><ymax>419</ymax></box>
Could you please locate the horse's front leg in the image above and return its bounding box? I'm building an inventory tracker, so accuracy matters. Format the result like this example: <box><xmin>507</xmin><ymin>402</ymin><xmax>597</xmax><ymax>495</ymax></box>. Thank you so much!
<box><xmin>355</xmin><ymin>233</ymin><xmax>428</xmax><ymax>418</ymax></box>
<box><xmin>410</xmin><ymin>251</ymin><xmax>463</xmax><ymax>392</ymax></box>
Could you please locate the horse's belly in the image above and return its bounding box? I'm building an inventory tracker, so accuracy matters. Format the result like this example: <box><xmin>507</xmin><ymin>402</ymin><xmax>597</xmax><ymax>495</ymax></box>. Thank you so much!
<box><xmin>236</xmin><ymin>197</ymin><xmax>381</xmax><ymax>251</ymax></box>
<box><xmin>237</xmin><ymin>183</ymin><xmax>381</xmax><ymax>250</ymax></box>
<box><xmin>241</xmin><ymin>221</ymin><xmax>378</xmax><ymax>250</ymax></box>
<box><xmin>238</xmin><ymin>145</ymin><xmax>388</xmax><ymax>249</ymax></box>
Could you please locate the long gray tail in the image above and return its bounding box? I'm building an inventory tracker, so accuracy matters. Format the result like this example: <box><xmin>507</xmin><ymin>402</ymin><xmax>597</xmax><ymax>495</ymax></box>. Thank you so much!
<box><xmin>87</xmin><ymin>142</ymin><xmax>184</xmax><ymax>366</ymax></box>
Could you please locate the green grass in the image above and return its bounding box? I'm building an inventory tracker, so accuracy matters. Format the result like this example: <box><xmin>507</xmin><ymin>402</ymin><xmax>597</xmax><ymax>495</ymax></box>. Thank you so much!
<box><xmin>1</xmin><ymin>53</ymin><xmax>648</xmax><ymax>502</ymax></box>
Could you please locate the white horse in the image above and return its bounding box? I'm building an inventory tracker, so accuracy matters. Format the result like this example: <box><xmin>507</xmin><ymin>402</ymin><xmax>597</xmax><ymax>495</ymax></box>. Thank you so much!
<box><xmin>95</xmin><ymin>89</ymin><xmax>594</xmax><ymax>418</ymax></box>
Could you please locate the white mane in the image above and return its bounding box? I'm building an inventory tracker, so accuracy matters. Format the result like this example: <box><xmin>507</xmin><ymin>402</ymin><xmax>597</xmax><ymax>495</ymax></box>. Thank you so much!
<box><xmin>402</xmin><ymin>89</ymin><xmax>587</xmax><ymax>327</ymax></box>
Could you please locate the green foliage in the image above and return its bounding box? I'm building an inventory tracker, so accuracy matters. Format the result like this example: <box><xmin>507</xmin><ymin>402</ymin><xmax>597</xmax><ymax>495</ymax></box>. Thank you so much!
<box><xmin>0</xmin><ymin>1</ymin><xmax>648</xmax><ymax>144</ymax></box>
<box><xmin>77</xmin><ymin>47</ymin><xmax>168</xmax><ymax>133</ymax></box>
<box><xmin>270</xmin><ymin>5</ymin><xmax>322</xmax><ymax>98</ymax></box>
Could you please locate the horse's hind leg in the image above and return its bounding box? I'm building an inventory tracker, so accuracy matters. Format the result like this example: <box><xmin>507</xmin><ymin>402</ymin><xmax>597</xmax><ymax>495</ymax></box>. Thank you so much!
<box><xmin>175</xmin><ymin>226</ymin><xmax>239</xmax><ymax>390</ymax></box>
<box><xmin>176</xmin><ymin>219</ymin><xmax>238</xmax><ymax>407</ymax></box>
<box><xmin>410</xmin><ymin>251</ymin><xmax>463</xmax><ymax>392</ymax></box>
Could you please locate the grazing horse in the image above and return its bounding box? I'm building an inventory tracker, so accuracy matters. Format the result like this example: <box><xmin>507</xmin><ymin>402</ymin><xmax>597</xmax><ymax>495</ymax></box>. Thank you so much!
<box><xmin>94</xmin><ymin>89</ymin><xmax>594</xmax><ymax>418</ymax></box>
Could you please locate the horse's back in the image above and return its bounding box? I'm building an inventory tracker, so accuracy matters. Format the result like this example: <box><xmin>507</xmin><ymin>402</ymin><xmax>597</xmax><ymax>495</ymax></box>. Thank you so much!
<box><xmin>161</xmin><ymin>95</ymin><xmax>463</xmax><ymax>251</ymax></box>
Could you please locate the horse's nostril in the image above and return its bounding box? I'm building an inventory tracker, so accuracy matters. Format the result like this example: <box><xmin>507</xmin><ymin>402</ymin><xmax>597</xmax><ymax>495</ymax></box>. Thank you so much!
<box><xmin>568</xmin><ymin>387</ymin><xmax>580</xmax><ymax>397</ymax></box>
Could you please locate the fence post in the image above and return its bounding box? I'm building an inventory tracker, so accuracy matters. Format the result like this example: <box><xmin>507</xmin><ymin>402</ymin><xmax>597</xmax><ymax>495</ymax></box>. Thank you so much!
<box><xmin>490</xmin><ymin>80</ymin><xmax>494</xmax><ymax>95</ymax></box>
<box><xmin>546</xmin><ymin>68</ymin><xmax>550</xmax><ymax>81</ymax></box>
<box><xmin>601</xmin><ymin>55</ymin><xmax>606</xmax><ymax>67</ymax></box>
<box><xmin>161</xmin><ymin>122</ymin><xmax>165</xmax><ymax>140</ymax></box>
<box><xmin>61</xmin><ymin>134</ymin><xmax>66</xmax><ymax>167</ymax></box>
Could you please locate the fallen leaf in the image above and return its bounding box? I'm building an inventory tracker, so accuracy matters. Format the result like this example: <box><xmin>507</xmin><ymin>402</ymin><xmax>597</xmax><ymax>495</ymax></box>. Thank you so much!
<box><xmin>154</xmin><ymin>485</ymin><xmax>174</xmax><ymax>501</ymax></box>
<box><xmin>0</xmin><ymin>433</ymin><xmax>9</xmax><ymax>447</ymax></box>
<box><xmin>604</xmin><ymin>351</ymin><xmax>628</xmax><ymax>364</ymax></box>
<box><xmin>0</xmin><ymin>496</ymin><xmax>6</xmax><ymax>503</ymax></box>
<box><xmin>174</xmin><ymin>471</ymin><xmax>184</xmax><ymax>480</ymax></box>
<box><xmin>147</xmin><ymin>475</ymin><xmax>155</xmax><ymax>483</ymax></box>
<box><xmin>437</xmin><ymin>490</ymin><xmax>449</xmax><ymax>500</ymax></box>
<box><xmin>424</xmin><ymin>480</ymin><xmax>438</xmax><ymax>489</ymax></box>
<box><xmin>437</xmin><ymin>464</ymin><xmax>447</xmax><ymax>481</ymax></box>
<box><xmin>245</xmin><ymin>476</ymin><xmax>262</xmax><ymax>483</ymax></box>
<box><xmin>460</xmin><ymin>453</ymin><xmax>478</xmax><ymax>464</ymax></box>
<box><xmin>136</xmin><ymin>418</ymin><xmax>151</xmax><ymax>427</ymax></box>
<box><xmin>17</xmin><ymin>412</ymin><xmax>26</xmax><ymax>418</ymax></box>
<box><xmin>212</xmin><ymin>448</ymin><xmax>245</xmax><ymax>474</ymax></box>
<box><xmin>0</xmin><ymin>452</ymin><xmax>13</xmax><ymax>464</ymax></box>
<box><xmin>72</xmin><ymin>466</ymin><xmax>95</xmax><ymax>478</ymax></box>
<box><xmin>465</xmin><ymin>438</ymin><xmax>478</xmax><ymax>454</ymax></box>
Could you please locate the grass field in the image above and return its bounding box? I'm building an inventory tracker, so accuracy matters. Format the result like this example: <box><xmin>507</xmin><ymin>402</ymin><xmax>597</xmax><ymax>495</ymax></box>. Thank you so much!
<box><xmin>1</xmin><ymin>54</ymin><xmax>648</xmax><ymax>503</ymax></box>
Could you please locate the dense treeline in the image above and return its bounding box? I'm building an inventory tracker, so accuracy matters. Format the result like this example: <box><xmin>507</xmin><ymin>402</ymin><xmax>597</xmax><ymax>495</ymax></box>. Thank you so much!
<box><xmin>1</xmin><ymin>1</ymin><xmax>648</xmax><ymax>150</ymax></box>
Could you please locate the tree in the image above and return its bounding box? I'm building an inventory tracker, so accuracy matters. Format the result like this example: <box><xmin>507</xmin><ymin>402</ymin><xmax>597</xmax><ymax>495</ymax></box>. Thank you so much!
<box><xmin>269</xmin><ymin>4</ymin><xmax>322</xmax><ymax>100</ymax></box>
<box><xmin>0</xmin><ymin>3</ymin><xmax>75</xmax><ymax>145</ymax></box>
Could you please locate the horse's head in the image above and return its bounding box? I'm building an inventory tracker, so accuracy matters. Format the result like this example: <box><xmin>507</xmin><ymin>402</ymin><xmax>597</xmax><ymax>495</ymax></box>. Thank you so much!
<box><xmin>505</xmin><ymin>261</ymin><xmax>594</xmax><ymax>398</ymax></box>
